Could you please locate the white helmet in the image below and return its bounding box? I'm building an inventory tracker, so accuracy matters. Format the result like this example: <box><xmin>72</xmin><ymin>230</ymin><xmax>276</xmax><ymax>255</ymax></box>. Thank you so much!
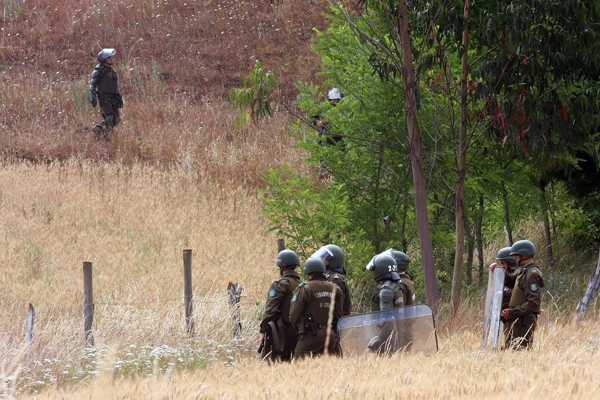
<box><xmin>97</xmin><ymin>48</ymin><xmax>117</xmax><ymax>62</ymax></box>
<box><xmin>327</xmin><ymin>87</ymin><xmax>343</xmax><ymax>101</ymax></box>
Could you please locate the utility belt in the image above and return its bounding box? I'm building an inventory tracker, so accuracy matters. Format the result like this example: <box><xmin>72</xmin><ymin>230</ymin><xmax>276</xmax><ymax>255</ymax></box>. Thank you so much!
<box><xmin>301</xmin><ymin>313</ymin><xmax>326</xmax><ymax>336</ymax></box>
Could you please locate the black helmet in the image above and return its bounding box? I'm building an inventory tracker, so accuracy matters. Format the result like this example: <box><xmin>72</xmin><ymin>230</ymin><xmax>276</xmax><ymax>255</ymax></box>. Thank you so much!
<box><xmin>304</xmin><ymin>257</ymin><xmax>326</xmax><ymax>275</ymax></box>
<box><xmin>495</xmin><ymin>247</ymin><xmax>516</xmax><ymax>266</ymax></box>
<box><xmin>372</xmin><ymin>254</ymin><xmax>400</xmax><ymax>282</ymax></box>
<box><xmin>390</xmin><ymin>250</ymin><xmax>410</xmax><ymax>272</ymax></box>
<box><xmin>324</xmin><ymin>244</ymin><xmax>346</xmax><ymax>273</ymax></box>
<box><xmin>97</xmin><ymin>48</ymin><xmax>116</xmax><ymax>62</ymax></box>
<box><xmin>510</xmin><ymin>240</ymin><xmax>536</xmax><ymax>257</ymax></box>
<box><xmin>276</xmin><ymin>249</ymin><xmax>300</xmax><ymax>269</ymax></box>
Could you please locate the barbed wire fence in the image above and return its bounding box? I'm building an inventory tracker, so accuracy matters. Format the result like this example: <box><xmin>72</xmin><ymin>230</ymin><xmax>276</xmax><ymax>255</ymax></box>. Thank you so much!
<box><xmin>17</xmin><ymin>240</ymin><xmax>286</xmax><ymax>351</ymax></box>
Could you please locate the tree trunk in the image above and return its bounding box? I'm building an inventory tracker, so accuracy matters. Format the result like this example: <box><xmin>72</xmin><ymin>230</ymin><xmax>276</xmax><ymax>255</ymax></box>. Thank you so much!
<box><xmin>400</xmin><ymin>191</ymin><xmax>410</xmax><ymax>251</ymax></box>
<box><xmin>576</xmin><ymin>248</ymin><xmax>600</xmax><ymax>321</ymax></box>
<box><xmin>501</xmin><ymin>182</ymin><xmax>513</xmax><ymax>245</ymax></box>
<box><xmin>396</xmin><ymin>0</ymin><xmax>440</xmax><ymax>311</ymax></box>
<box><xmin>539</xmin><ymin>181</ymin><xmax>555</xmax><ymax>268</ymax></box>
<box><xmin>476</xmin><ymin>194</ymin><xmax>485</xmax><ymax>286</ymax></box>
<box><xmin>373</xmin><ymin>142</ymin><xmax>385</xmax><ymax>252</ymax></box>
<box><xmin>549</xmin><ymin>182</ymin><xmax>559</xmax><ymax>261</ymax></box>
<box><xmin>450</xmin><ymin>0</ymin><xmax>470</xmax><ymax>317</ymax></box>
<box><xmin>466</xmin><ymin>217</ymin><xmax>474</xmax><ymax>286</ymax></box>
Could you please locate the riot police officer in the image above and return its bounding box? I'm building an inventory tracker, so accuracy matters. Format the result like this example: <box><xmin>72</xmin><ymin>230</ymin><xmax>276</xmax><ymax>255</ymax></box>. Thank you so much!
<box><xmin>322</xmin><ymin>244</ymin><xmax>352</xmax><ymax>315</ymax></box>
<box><xmin>258</xmin><ymin>249</ymin><xmax>302</xmax><ymax>361</ymax></box>
<box><xmin>493</xmin><ymin>247</ymin><xmax>518</xmax><ymax>309</ymax></box>
<box><xmin>389</xmin><ymin>250</ymin><xmax>416</xmax><ymax>306</ymax></box>
<box><xmin>371</xmin><ymin>254</ymin><xmax>403</xmax><ymax>311</ymax></box>
<box><xmin>501</xmin><ymin>240</ymin><xmax>544</xmax><ymax>350</ymax></box>
<box><xmin>88</xmin><ymin>48</ymin><xmax>123</xmax><ymax>139</ymax></box>
<box><xmin>290</xmin><ymin>257</ymin><xmax>343</xmax><ymax>358</ymax></box>
<box><xmin>366</xmin><ymin>249</ymin><xmax>416</xmax><ymax>308</ymax></box>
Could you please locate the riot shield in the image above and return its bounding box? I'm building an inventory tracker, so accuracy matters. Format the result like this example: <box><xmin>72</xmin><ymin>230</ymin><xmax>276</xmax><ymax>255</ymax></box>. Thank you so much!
<box><xmin>337</xmin><ymin>304</ymin><xmax>438</xmax><ymax>356</ymax></box>
<box><xmin>481</xmin><ymin>267</ymin><xmax>505</xmax><ymax>350</ymax></box>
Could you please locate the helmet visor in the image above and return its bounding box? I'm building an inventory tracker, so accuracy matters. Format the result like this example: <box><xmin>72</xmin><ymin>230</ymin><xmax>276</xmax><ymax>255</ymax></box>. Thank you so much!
<box><xmin>311</xmin><ymin>247</ymin><xmax>334</xmax><ymax>265</ymax></box>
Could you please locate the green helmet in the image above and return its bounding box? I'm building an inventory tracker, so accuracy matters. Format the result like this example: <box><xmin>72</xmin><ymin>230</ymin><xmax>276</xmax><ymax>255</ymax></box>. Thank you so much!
<box><xmin>390</xmin><ymin>250</ymin><xmax>410</xmax><ymax>272</ymax></box>
<box><xmin>276</xmin><ymin>249</ymin><xmax>300</xmax><ymax>269</ymax></box>
<box><xmin>324</xmin><ymin>244</ymin><xmax>346</xmax><ymax>273</ymax></box>
<box><xmin>495</xmin><ymin>247</ymin><xmax>516</xmax><ymax>266</ymax></box>
<box><xmin>372</xmin><ymin>254</ymin><xmax>400</xmax><ymax>282</ymax></box>
<box><xmin>304</xmin><ymin>257</ymin><xmax>326</xmax><ymax>275</ymax></box>
<box><xmin>510</xmin><ymin>240</ymin><xmax>537</xmax><ymax>257</ymax></box>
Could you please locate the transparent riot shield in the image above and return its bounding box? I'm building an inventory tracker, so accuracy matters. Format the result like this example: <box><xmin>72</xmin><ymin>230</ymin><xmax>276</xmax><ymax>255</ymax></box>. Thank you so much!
<box><xmin>481</xmin><ymin>267</ymin><xmax>505</xmax><ymax>350</ymax></box>
<box><xmin>337</xmin><ymin>304</ymin><xmax>438</xmax><ymax>356</ymax></box>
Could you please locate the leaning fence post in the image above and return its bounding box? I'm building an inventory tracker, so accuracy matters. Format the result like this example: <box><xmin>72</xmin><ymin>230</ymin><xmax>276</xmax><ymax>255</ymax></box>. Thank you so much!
<box><xmin>183</xmin><ymin>249</ymin><xmax>195</xmax><ymax>336</ymax></box>
<box><xmin>83</xmin><ymin>261</ymin><xmax>95</xmax><ymax>347</ymax></box>
<box><xmin>227</xmin><ymin>282</ymin><xmax>243</xmax><ymax>338</ymax></box>
<box><xmin>25</xmin><ymin>303</ymin><xmax>35</xmax><ymax>348</ymax></box>
<box><xmin>576</xmin><ymin>248</ymin><xmax>600</xmax><ymax>322</ymax></box>
<box><xmin>277</xmin><ymin>238</ymin><xmax>285</xmax><ymax>252</ymax></box>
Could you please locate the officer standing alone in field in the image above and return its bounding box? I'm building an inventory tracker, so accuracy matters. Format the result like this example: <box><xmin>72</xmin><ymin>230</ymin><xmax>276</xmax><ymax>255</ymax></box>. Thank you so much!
<box><xmin>88</xmin><ymin>48</ymin><xmax>123</xmax><ymax>140</ymax></box>
<box><xmin>290</xmin><ymin>257</ymin><xmax>343</xmax><ymax>358</ymax></box>
<box><xmin>258</xmin><ymin>249</ymin><xmax>302</xmax><ymax>361</ymax></box>
<box><xmin>501</xmin><ymin>240</ymin><xmax>545</xmax><ymax>350</ymax></box>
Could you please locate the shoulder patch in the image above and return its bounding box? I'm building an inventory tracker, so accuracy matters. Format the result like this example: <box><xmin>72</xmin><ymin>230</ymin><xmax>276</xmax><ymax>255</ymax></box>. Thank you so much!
<box><xmin>529</xmin><ymin>283</ymin><xmax>540</xmax><ymax>292</ymax></box>
<box><xmin>268</xmin><ymin>288</ymin><xmax>277</xmax><ymax>298</ymax></box>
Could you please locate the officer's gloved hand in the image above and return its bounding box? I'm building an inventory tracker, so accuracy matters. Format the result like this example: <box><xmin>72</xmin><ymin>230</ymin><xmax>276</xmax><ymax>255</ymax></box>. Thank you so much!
<box><xmin>501</xmin><ymin>309</ymin><xmax>511</xmax><ymax>322</ymax></box>
<box><xmin>87</xmin><ymin>89</ymin><xmax>97</xmax><ymax>107</ymax></box>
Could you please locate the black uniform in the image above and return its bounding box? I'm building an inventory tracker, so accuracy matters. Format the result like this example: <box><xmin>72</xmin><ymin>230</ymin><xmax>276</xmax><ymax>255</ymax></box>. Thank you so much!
<box><xmin>325</xmin><ymin>271</ymin><xmax>352</xmax><ymax>316</ymax></box>
<box><xmin>90</xmin><ymin>63</ymin><xmax>123</xmax><ymax>135</ymax></box>
<box><xmin>502</xmin><ymin>262</ymin><xmax>544</xmax><ymax>350</ymax></box>
<box><xmin>259</xmin><ymin>270</ymin><xmax>301</xmax><ymax>361</ymax></box>
<box><xmin>289</xmin><ymin>275</ymin><xmax>343</xmax><ymax>358</ymax></box>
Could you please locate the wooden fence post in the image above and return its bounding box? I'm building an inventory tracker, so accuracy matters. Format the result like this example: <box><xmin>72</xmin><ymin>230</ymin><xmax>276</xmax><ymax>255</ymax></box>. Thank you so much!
<box><xmin>277</xmin><ymin>238</ymin><xmax>285</xmax><ymax>252</ymax></box>
<box><xmin>183</xmin><ymin>249</ymin><xmax>194</xmax><ymax>336</ymax></box>
<box><xmin>83</xmin><ymin>262</ymin><xmax>94</xmax><ymax>347</ymax></box>
<box><xmin>25</xmin><ymin>303</ymin><xmax>35</xmax><ymax>348</ymax></box>
<box><xmin>227</xmin><ymin>282</ymin><xmax>243</xmax><ymax>338</ymax></box>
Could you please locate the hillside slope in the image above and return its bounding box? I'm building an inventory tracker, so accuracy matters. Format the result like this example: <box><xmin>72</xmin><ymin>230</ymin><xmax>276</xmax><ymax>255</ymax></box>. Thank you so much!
<box><xmin>1</xmin><ymin>0</ymin><xmax>328</xmax><ymax>97</ymax></box>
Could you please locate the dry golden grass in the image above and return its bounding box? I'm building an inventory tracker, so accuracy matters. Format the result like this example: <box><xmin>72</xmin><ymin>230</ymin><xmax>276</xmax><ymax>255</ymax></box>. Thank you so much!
<box><xmin>0</xmin><ymin>161</ymin><xmax>283</xmax><ymax>394</ymax></box>
<box><xmin>16</xmin><ymin>320</ymin><xmax>600</xmax><ymax>400</ymax></box>
<box><xmin>0</xmin><ymin>72</ymin><xmax>302</xmax><ymax>188</ymax></box>
<box><xmin>0</xmin><ymin>0</ymin><xmax>326</xmax><ymax>97</ymax></box>
<box><xmin>1</xmin><ymin>159</ymin><xmax>598</xmax><ymax>400</ymax></box>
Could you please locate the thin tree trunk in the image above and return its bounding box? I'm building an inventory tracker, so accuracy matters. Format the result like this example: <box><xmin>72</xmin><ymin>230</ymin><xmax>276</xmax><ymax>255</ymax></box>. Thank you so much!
<box><xmin>451</xmin><ymin>0</ymin><xmax>470</xmax><ymax>317</ymax></box>
<box><xmin>476</xmin><ymin>194</ymin><xmax>485</xmax><ymax>286</ymax></box>
<box><xmin>396</xmin><ymin>0</ymin><xmax>440</xmax><ymax>311</ymax></box>
<box><xmin>576</xmin><ymin>248</ymin><xmax>600</xmax><ymax>321</ymax></box>
<box><xmin>501</xmin><ymin>182</ymin><xmax>513</xmax><ymax>245</ymax></box>
<box><xmin>549</xmin><ymin>182</ymin><xmax>559</xmax><ymax>261</ymax></box>
<box><xmin>373</xmin><ymin>142</ymin><xmax>385</xmax><ymax>252</ymax></box>
<box><xmin>539</xmin><ymin>181</ymin><xmax>555</xmax><ymax>268</ymax></box>
<box><xmin>400</xmin><ymin>191</ymin><xmax>409</xmax><ymax>251</ymax></box>
<box><xmin>466</xmin><ymin>217</ymin><xmax>474</xmax><ymax>286</ymax></box>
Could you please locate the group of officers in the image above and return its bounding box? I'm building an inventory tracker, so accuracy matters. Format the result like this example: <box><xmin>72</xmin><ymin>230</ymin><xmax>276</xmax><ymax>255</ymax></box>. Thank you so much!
<box><xmin>259</xmin><ymin>238</ymin><xmax>544</xmax><ymax>361</ymax></box>
<box><xmin>258</xmin><ymin>243</ymin><xmax>416</xmax><ymax>360</ymax></box>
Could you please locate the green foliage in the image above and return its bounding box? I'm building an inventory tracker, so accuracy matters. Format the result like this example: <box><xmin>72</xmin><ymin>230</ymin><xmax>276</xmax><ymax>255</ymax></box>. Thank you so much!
<box><xmin>263</xmin><ymin>1</ymin><xmax>600</xmax><ymax>299</ymax></box>
<box><xmin>229</xmin><ymin>61</ymin><xmax>276</xmax><ymax>127</ymax></box>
